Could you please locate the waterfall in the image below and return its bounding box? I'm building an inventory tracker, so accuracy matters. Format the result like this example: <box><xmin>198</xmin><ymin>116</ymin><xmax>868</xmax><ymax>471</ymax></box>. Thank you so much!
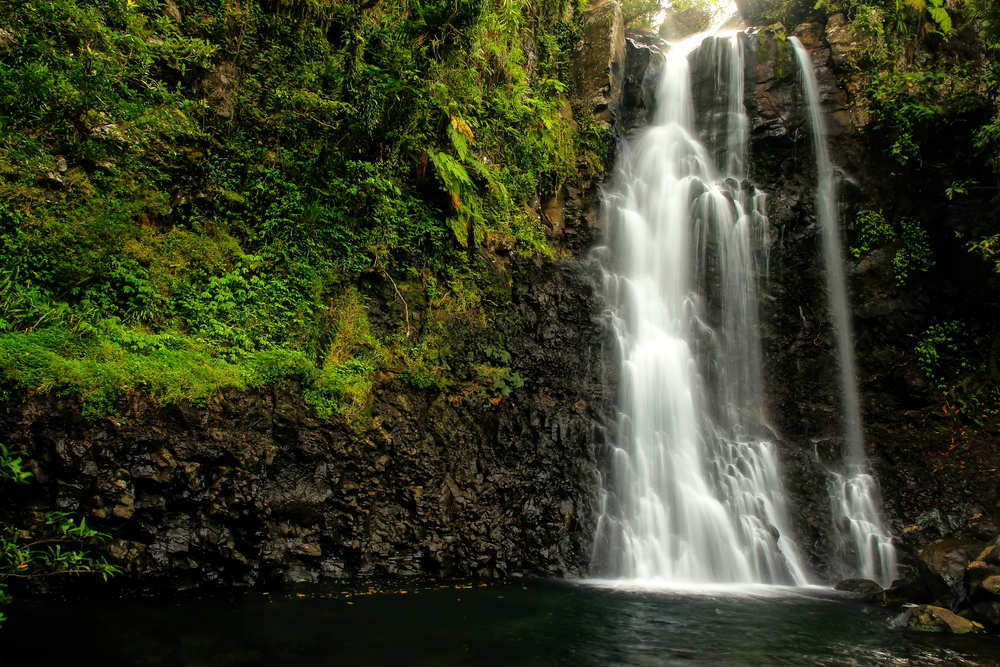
<box><xmin>590</xmin><ymin>27</ymin><xmax>809</xmax><ymax>586</ymax></box>
<box><xmin>789</xmin><ymin>37</ymin><xmax>897</xmax><ymax>587</ymax></box>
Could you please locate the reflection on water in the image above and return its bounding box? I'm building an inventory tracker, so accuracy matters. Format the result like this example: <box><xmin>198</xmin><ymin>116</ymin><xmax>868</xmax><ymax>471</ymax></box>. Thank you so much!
<box><xmin>5</xmin><ymin>580</ymin><xmax>999</xmax><ymax>666</ymax></box>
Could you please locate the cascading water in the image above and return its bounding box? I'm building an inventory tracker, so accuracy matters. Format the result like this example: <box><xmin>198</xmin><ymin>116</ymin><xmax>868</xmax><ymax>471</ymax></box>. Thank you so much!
<box><xmin>789</xmin><ymin>37</ymin><xmax>897</xmax><ymax>587</ymax></box>
<box><xmin>590</xmin><ymin>26</ymin><xmax>808</xmax><ymax>586</ymax></box>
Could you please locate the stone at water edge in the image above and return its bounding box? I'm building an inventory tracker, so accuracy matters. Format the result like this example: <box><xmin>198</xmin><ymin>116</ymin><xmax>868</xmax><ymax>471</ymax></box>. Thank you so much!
<box><xmin>920</xmin><ymin>536</ymin><xmax>987</xmax><ymax>608</ymax></box>
<box><xmin>971</xmin><ymin>600</ymin><xmax>1000</xmax><ymax>629</ymax></box>
<box><xmin>964</xmin><ymin>556</ymin><xmax>1000</xmax><ymax>629</ymax></box>
<box><xmin>897</xmin><ymin>605</ymin><xmax>985</xmax><ymax>634</ymax></box>
<box><xmin>834</xmin><ymin>578</ymin><xmax>883</xmax><ymax>599</ymax></box>
<box><xmin>982</xmin><ymin>575</ymin><xmax>1000</xmax><ymax>596</ymax></box>
<box><xmin>879</xmin><ymin>546</ymin><xmax>954</xmax><ymax>607</ymax></box>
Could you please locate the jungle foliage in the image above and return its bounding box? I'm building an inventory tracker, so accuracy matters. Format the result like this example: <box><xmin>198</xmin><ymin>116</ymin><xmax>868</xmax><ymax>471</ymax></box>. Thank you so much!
<box><xmin>0</xmin><ymin>0</ymin><xmax>597</xmax><ymax>418</ymax></box>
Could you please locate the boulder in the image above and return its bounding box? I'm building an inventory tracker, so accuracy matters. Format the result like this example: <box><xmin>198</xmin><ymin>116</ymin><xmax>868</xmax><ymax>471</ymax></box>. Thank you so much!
<box><xmin>882</xmin><ymin>545</ymin><xmax>954</xmax><ymax>607</ymax></box>
<box><xmin>920</xmin><ymin>536</ymin><xmax>986</xmax><ymax>606</ymax></box>
<box><xmin>898</xmin><ymin>604</ymin><xmax>985</xmax><ymax>634</ymax></box>
<box><xmin>965</xmin><ymin>560</ymin><xmax>1000</xmax><ymax>601</ymax></box>
<box><xmin>971</xmin><ymin>600</ymin><xmax>1000</xmax><ymax>629</ymax></box>
<box><xmin>975</xmin><ymin>536</ymin><xmax>1000</xmax><ymax>566</ymax></box>
<box><xmin>834</xmin><ymin>578</ymin><xmax>883</xmax><ymax>598</ymax></box>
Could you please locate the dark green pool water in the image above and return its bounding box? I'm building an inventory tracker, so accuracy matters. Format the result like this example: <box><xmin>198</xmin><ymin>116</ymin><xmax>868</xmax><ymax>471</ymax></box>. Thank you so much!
<box><xmin>6</xmin><ymin>580</ymin><xmax>1000</xmax><ymax>666</ymax></box>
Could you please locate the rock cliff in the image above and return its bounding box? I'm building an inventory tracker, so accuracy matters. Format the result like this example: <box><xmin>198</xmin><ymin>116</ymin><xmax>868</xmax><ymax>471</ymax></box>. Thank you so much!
<box><xmin>2</xmin><ymin>246</ymin><xmax>614</xmax><ymax>589</ymax></box>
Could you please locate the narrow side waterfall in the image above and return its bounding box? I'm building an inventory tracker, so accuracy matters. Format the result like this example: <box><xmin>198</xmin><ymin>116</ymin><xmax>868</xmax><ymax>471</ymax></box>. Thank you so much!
<box><xmin>789</xmin><ymin>38</ymin><xmax>897</xmax><ymax>587</ymax></box>
<box><xmin>590</xmin><ymin>29</ymin><xmax>809</xmax><ymax>586</ymax></box>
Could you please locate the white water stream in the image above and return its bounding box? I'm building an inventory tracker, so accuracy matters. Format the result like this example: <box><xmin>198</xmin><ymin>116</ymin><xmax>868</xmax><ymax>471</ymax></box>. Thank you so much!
<box><xmin>590</xmin><ymin>27</ymin><xmax>809</xmax><ymax>586</ymax></box>
<box><xmin>789</xmin><ymin>37</ymin><xmax>897</xmax><ymax>587</ymax></box>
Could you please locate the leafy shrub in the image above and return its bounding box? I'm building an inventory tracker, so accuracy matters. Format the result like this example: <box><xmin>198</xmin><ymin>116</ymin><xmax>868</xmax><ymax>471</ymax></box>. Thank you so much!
<box><xmin>0</xmin><ymin>0</ymin><xmax>595</xmax><ymax>417</ymax></box>
<box><xmin>850</xmin><ymin>210</ymin><xmax>933</xmax><ymax>285</ymax></box>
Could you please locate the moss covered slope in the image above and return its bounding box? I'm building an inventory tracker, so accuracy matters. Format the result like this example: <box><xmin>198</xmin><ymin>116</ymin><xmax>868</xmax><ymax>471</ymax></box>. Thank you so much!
<box><xmin>0</xmin><ymin>0</ymin><xmax>607</xmax><ymax>418</ymax></box>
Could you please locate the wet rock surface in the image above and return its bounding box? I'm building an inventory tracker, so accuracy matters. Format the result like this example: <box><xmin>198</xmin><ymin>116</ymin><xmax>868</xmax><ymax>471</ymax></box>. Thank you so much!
<box><xmin>620</xmin><ymin>34</ymin><xmax>664</xmax><ymax>132</ymax></box>
<box><xmin>572</xmin><ymin>0</ymin><xmax>626</xmax><ymax>130</ymax></box>
<box><xmin>835</xmin><ymin>578</ymin><xmax>883</xmax><ymax>597</ymax></box>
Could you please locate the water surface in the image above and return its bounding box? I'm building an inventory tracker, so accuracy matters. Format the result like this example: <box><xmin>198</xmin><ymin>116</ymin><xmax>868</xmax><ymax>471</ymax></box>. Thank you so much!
<box><xmin>6</xmin><ymin>580</ymin><xmax>1000</xmax><ymax>666</ymax></box>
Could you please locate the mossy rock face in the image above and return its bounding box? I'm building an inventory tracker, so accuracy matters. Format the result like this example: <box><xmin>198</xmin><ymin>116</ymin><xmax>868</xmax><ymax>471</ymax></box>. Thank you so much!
<box><xmin>920</xmin><ymin>536</ymin><xmax>987</xmax><ymax>585</ymax></box>
<box><xmin>572</xmin><ymin>0</ymin><xmax>626</xmax><ymax>128</ymax></box>
<box><xmin>904</xmin><ymin>605</ymin><xmax>985</xmax><ymax>634</ymax></box>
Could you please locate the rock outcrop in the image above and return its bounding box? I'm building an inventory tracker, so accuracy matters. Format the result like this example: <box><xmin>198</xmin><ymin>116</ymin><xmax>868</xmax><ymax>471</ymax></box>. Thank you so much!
<box><xmin>572</xmin><ymin>0</ymin><xmax>626</xmax><ymax>130</ymax></box>
<box><xmin>895</xmin><ymin>604</ymin><xmax>985</xmax><ymax>634</ymax></box>
<box><xmin>962</xmin><ymin>536</ymin><xmax>1000</xmax><ymax>629</ymax></box>
<box><xmin>2</xmin><ymin>244</ymin><xmax>613</xmax><ymax>589</ymax></box>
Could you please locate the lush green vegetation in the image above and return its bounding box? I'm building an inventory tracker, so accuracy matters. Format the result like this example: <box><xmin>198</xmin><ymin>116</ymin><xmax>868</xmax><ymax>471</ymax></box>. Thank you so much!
<box><xmin>3</xmin><ymin>0</ymin><xmax>998</xmax><ymax>431</ymax></box>
<box><xmin>0</xmin><ymin>0</ymin><xmax>600</xmax><ymax>419</ymax></box>
<box><xmin>0</xmin><ymin>444</ymin><xmax>119</xmax><ymax>627</ymax></box>
<box><xmin>850</xmin><ymin>210</ymin><xmax>934</xmax><ymax>285</ymax></box>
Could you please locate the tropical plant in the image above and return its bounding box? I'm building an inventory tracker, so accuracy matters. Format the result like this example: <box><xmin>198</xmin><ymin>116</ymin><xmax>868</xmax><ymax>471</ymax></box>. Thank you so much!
<box><xmin>0</xmin><ymin>444</ymin><xmax>120</xmax><ymax>628</ymax></box>
<box><xmin>0</xmin><ymin>0</ymin><xmax>593</xmax><ymax>417</ymax></box>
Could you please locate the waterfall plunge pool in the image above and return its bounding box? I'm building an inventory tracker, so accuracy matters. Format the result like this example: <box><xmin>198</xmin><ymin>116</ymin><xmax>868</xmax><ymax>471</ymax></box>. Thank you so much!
<box><xmin>6</xmin><ymin>580</ymin><xmax>1000</xmax><ymax>666</ymax></box>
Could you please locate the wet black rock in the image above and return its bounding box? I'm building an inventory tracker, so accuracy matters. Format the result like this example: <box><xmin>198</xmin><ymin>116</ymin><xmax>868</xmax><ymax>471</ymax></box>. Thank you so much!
<box><xmin>834</xmin><ymin>578</ymin><xmax>883</xmax><ymax>598</ymax></box>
